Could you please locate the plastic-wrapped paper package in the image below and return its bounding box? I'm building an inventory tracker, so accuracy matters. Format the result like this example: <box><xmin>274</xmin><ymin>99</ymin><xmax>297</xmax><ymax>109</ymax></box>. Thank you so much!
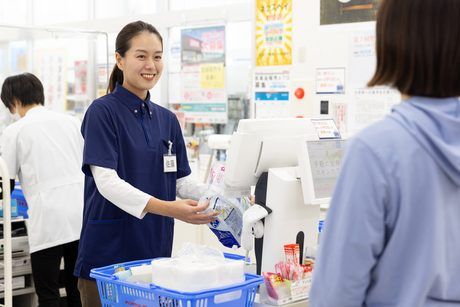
<box><xmin>208</xmin><ymin>161</ymin><xmax>226</xmax><ymax>188</ymax></box>
<box><xmin>151</xmin><ymin>243</ymin><xmax>245</xmax><ymax>292</ymax></box>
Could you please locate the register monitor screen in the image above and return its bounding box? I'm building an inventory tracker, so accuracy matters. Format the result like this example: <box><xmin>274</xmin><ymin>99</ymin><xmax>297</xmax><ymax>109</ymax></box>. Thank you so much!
<box><xmin>224</xmin><ymin>118</ymin><xmax>319</xmax><ymax>193</ymax></box>
<box><xmin>224</xmin><ymin>118</ymin><xmax>345</xmax><ymax>205</ymax></box>
<box><xmin>298</xmin><ymin>139</ymin><xmax>346</xmax><ymax>205</ymax></box>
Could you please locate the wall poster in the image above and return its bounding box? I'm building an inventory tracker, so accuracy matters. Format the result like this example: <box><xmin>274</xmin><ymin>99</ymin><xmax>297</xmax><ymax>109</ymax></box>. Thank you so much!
<box><xmin>179</xmin><ymin>25</ymin><xmax>227</xmax><ymax>124</ymax></box>
<box><xmin>348</xmin><ymin>30</ymin><xmax>376</xmax><ymax>87</ymax></box>
<box><xmin>253</xmin><ymin>70</ymin><xmax>290</xmax><ymax>118</ymax></box>
<box><xmin>350</xmin><ymin>87</ymin><xmax>400</xmax><ymax>133</ymax></box>
<box><xmin>316</xmin><ymin>67</ymin><xmax>346</xmax><ymax>94</ymax></box>
<box><xmin>34</xmin><ymin>49</ymin><xmax>67</xmax><ymax>112</ymax></box>
<box><xmin>255</xmin><ymin>0</ymin><xmax>293</xmax><ymax>66</ymax></box>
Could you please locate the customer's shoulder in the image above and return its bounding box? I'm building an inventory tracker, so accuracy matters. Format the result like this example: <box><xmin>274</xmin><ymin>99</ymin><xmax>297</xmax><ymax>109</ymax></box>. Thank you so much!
<box><xmin>354</xmin><ymin>116</ymin><xmax>406</xmax><ymax>147</ymax></box>
<box><xmin>348</xmin><ymin>116</ymin><xmax>414</xmax><ymax>166</ymax></box>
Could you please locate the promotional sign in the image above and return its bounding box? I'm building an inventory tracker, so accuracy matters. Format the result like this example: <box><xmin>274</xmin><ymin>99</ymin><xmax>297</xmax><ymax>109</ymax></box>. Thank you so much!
<box><xmin>255</xmin><ymin>0</ymin><xmax>293</xmax><ymax>66</ymax></box>
<box><xmin>253</xmin><ymin>70</ymin><xmax>290</xmax><ymax>118</ymax></box>
<box><xmin>350</xmin><ymin>87</ymin><xmax>400</xmax><ymax>133</ymax></box>
<box><xmin>180</xmin><ymin>26</ymin><xmax>227</xmax><ymax>123</ymax></box>
<box><xmin>316</xmin><ymin>68</ymin><xmax>345</xmax><ymax>94</ymax></box>
<box><xmin>178</xmin><ymin>103</ymin><xmax>227</xmax><ymax>124</ymax></box>
<box><xmin>200</xmin><ymin>63</ymin><xmax>225</xmax><ymax>89</ymax></box>
<box><xmin>74</xmin><ymin>60</ymin><xmax>87</xmax><ymax>95</ymax></box>
<box><xmin>34</xmin><ymin>49</ymin><xmax>67</xmax><ymax>112</ymax></box>
<box><xmin>348</xmin><ymin>30</ymin><xmax>376</xmax><ymax>87</ymax></box>
<box><xmin>181</xmin><ymin>26</ymin><xmax>225</xmax><ymax>65</ymax></box>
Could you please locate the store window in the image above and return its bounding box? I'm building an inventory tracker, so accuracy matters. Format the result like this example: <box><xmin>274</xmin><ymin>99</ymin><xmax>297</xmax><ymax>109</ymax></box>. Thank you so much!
<box><xmin>33</xmin><ymin>0</ymin><xmax>88</xmax><ymax>25</ymax></box>
<box><xmin>170</xmin><ymin>0</ymin><xmax>250</xmax><ymax>11</ymax></box>
<box><xmin>167</xmin><ymin>21</ymin><xmax>250</xmax><ymax>134</ymax></box>
<box><xmin>95</xmin><ymin>0</ymin><xmax>156</xmax><ymax>19</ymax></box>
<box><xmin>0</xmin><ymin>0</ymin><xmax>28</xmax><ymax>25</ymax></box>
<box><xmin>0</xmin><ymin>26</ymin><xmax>108</xmax><ymax>120</ymax></box>
<box><xmin>168</xmin><ymin>21</ymin><xmax>250</xmax><ymax>102</ymax></box>
<box><xmin>226</xmin><ymin>21</ymin><xmax>251</xmax><ymax>96</ymax></box>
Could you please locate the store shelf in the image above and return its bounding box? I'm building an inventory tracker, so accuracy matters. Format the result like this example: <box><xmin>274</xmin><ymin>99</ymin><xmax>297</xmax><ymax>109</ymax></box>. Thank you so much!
<box><xmin>12</xmin><ymin>268</ymin><xmax>31</xmax><ymax>278</ymax></box>
<box><xmin>0</xmin><ymin>236</ymin><xmax>29</xmax><ymax>255</ymax></box>
<box><xmin>0</xmin><ymin>215</ymin><xmax>35</xmax><ymax>305</ymax></box>
<box><xmin>0</xmin><ymin>267</ymin><xmax>32</xmax><ymax>278</ymax></box>
<box><xmin>0</xmin><ymin>217</ymin><xmax>26</xmax><ymax>225</ymax></box>
<box><xmin>0</xmin><ymin>236</ymin><xmax>28</xmax><ymax>245</ymax></box>
<box><xmin>0</xmin><ymin>251</ymin><xmax>29</xmax><ymax>260</ymax></box>
<box><xmin>0</xmin><ymin>287</ymin><xmax>35</xmax><ymax>299</ymax></box>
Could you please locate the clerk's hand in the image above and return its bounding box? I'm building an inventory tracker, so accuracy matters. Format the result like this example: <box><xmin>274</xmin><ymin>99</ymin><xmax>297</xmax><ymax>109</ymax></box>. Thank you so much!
<box><xmin>169</xmin><ymin>199</ymin><xmax>218</xmax><ymax>225</ymax></box>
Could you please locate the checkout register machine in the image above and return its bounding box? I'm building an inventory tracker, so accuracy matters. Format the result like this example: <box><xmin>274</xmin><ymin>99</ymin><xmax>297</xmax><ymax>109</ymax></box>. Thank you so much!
<box><xmin>222</xmin><ymin>118</ymin><xmax>345</xmax><ymax>305</ymax></box>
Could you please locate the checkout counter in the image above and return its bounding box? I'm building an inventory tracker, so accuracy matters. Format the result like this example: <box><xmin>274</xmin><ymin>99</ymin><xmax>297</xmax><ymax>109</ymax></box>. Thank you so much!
<box><xmin>220</xmin><ymin>118</ymin><xmax>344</xmax><ymax>306</ymax></box>
<box><xmin>254</xmin><ymin>296</ymin><xmax>308</xmax><ymax>307</ymax></box>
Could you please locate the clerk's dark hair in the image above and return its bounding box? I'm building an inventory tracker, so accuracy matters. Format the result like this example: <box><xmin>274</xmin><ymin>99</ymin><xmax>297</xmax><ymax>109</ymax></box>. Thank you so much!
<box><xmin>1</xmin><ymin>73</ymin><xmax>44</xmax><ymax>112</ymax></box>
<box><xmin>368</xmin><ymin>0</ymin><xmax>460</xmax><ymax>97</ymax></box>
<box><xmin>108</xmin><ymin>21</ymin><xmax>163</xmax><ymax>93</ymax></box>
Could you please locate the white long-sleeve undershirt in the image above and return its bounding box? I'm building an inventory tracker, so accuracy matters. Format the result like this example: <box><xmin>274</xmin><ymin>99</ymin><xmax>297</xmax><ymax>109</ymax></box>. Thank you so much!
<box><xmin>90</xmin><ymin>165</ymin><xmax>208</xmax><ymax>219</ymax></box>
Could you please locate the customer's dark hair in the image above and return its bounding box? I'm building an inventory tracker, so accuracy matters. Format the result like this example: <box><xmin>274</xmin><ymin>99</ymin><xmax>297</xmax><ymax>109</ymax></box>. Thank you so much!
<box><xmin>368</xmin><ymin>0</ymin><xmax>460</xmax><ymax>97</ymax></box>
<box><xmin>108</xmin><ymin>20</ymin><xmax>163</xmax><ymax>93</ymax></box>
<box><xmin>1</xmin><ymin>73</ymin><xmax>45</xmax><ymax>111</ymax></box>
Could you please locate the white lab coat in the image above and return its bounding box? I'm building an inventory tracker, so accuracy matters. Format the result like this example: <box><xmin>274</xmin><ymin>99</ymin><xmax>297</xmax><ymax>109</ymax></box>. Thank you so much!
<box><xmin>0</xmin><ymin>106</ymin><xmax>84</xmax><ymax>253</ymax></box>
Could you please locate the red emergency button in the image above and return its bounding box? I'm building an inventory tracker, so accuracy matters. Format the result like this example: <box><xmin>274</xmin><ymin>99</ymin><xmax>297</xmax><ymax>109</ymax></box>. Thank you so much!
<box><xmin>294</xmin><ymin>87</ymin><xmax>305</xmax><ymax>99</ymax></box>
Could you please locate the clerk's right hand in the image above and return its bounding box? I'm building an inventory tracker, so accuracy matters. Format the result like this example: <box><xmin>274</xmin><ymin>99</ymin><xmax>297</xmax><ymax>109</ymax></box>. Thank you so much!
<box><xmin>169</xmin><ymin>199</ymin><xmax>218</xmax><ymax>225</ymax></box>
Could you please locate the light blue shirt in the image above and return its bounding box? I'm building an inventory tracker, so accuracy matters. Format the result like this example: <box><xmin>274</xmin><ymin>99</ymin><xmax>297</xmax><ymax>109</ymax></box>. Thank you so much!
<box><xmin>310</xmin><ymin>97</ymin><xmax>460</xmax><ymax>307</ymax></box>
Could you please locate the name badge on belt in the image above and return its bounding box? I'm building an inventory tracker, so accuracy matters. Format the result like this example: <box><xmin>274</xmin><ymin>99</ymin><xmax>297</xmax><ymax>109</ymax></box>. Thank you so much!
<box><xmin>164</xmin><ymin>140</ymin><xmax>177</xmax><ymax>173</ymax></box>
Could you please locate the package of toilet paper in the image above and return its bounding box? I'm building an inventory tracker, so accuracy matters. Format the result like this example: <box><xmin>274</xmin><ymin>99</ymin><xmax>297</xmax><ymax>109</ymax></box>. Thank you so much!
<box><xmin>151</xmin><ymin>244</ymin><xmax>245</xmax><ymax>292</ymax></box>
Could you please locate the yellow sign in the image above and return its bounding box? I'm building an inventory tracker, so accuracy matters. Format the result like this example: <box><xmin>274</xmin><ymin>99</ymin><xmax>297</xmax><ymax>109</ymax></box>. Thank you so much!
<box><xmin>200</xmin><ymin>63</ymin><xmax>225</xmax><ymax>89</ymax></box>
<box><xmin>255</xmin><ymin>0</ymin><xmax>293</xmax><ymax>66</ymax></box>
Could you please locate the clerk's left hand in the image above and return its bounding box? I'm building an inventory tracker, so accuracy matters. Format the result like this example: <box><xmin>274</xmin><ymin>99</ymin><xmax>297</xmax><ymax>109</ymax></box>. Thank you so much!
<box><xmin>169</xmin><ymin>199</ymin><xmax>218</xmax><ymax>225</ymax></box>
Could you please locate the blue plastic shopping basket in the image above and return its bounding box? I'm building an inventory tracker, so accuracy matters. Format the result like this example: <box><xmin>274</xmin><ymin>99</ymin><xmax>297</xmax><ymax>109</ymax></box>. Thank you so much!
<box><xmin>90</xmin><ymin>253</ymin><xmax>263</xmax><ymax>307</ymax></box>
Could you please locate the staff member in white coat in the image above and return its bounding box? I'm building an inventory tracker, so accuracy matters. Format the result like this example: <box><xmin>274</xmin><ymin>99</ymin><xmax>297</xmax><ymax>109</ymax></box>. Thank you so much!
<box><xmin>0</xmin><ymin>73</ymin><xmax>83</xmax><ymax>307</ymax></box>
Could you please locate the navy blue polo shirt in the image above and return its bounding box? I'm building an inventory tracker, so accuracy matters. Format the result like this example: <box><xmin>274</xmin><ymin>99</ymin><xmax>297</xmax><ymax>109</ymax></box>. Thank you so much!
<box><xmin>74</xmin><ymin>84</ymin><xmax>191</xmax><ymax>280</ymax></box>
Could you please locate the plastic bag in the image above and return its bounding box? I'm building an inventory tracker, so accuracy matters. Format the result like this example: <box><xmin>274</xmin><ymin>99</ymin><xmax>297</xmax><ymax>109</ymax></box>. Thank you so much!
<box><xmin>176</xmin><ymin>242</ymin><xmax>225</xmax><ymax>260</ymax></box>
<box><xmin>200</xmin><ymin>162</ymin><xmax>251</xmax><ymax>248</ymax></box>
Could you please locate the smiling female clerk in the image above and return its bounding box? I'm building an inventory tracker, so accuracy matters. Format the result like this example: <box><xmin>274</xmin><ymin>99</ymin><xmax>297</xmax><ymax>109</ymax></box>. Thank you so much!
<box><xmin>74</xmin><ymin>21</ymin><xmax>217</xmax><ymax>307</ymax></box>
